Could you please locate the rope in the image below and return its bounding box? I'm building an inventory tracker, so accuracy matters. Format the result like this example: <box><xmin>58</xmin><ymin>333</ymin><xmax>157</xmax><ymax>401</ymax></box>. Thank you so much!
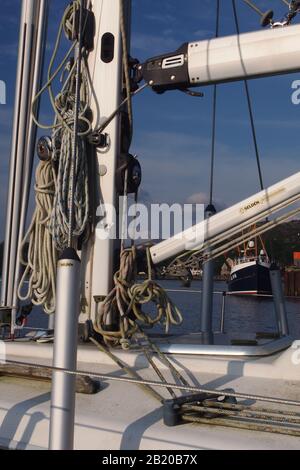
<box><xmin>68</xmin><ymin>0</ymin><xmax>85</xmax><ymax>247</ymax></box>
<box><xmin>241</xmin><ymin>0</ymin><xmax>265</xmax><ymax>17</ymax></box>
<box><xmin>49</xmin><ymin>2</ymin><xmax>90</xmax><ymax>250</ymax></box>
<box><xmin>94</xmin><ymin>248</ymin><xmax>183</xmax><ymax>349</ymax></box>
<box><xmin>18</xmin><ymin>161</ymin><xmax>57</xmax><ymax>314</ymax></box>
<box><xmin>90</xmin><ymin>337</ymin><xmax>163</xmax><ymax>402</ymax></box>
<box><xmin>18</xmin><ymin>0</ymin><xmax>91</xmax><ymax>313</ymax></box>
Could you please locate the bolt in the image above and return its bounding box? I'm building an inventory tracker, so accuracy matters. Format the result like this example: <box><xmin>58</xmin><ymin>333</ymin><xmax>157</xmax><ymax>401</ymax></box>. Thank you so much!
<box><xmin>99</xmin><ymin>165</ymin><xmax>108</xmax><ymax>177</ymax></box>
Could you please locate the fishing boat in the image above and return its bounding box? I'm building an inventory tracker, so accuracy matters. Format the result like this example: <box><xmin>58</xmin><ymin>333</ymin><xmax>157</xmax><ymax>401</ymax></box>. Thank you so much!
<box><xmin>1</xmin><ymin>0</ymin><xmax>300</xmax><ymax>452</ymax></box>
<box><xmin>228</xmin><ymin>238</ymin><xmax>272</xmax><ymax>296</ymax></box>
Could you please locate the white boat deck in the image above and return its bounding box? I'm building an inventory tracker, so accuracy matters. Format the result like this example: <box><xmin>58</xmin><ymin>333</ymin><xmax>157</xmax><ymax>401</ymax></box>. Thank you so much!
<box><xmin>0</xmin><ymin>341</ymin><xmax>300</xmax><ymax>450</ymax></box>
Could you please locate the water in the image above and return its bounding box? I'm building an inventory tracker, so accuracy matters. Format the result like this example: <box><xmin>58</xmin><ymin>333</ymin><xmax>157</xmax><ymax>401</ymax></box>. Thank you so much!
<box><xmin>155</xmin><ymin>280</ymin><xmax>300</xmax><ymax>339</ymax></box>
<box><xmin>4</xmin><ymin>280</ymin><xmax>300</xmax><ymax>339</ymax></box>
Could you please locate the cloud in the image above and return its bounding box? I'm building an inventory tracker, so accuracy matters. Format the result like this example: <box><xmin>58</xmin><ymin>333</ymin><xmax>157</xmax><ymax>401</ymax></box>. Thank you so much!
<box><xmin>193</xmin><ymin>29</ymin><xmax>215</xmax><ymax>38</ymax></box>
<box><xmin>138</xmin><ymin>189</ymin><xmax>152</xmax><ymax>204</ymax></box>
<box><xmin>144</xmin><ymin>13</ymin><xmax>177</xmax><ymax>25</ymax></box>
<box><xmin>132</xmin><ymin>128</ymin><xmax>300</xmax><ymax>212</ymax></box>
<box><xmin>131</xmin><ymin>32</ymin><xmax>179</xmax><ymax>56</ymax></box>
<box><xmin>186</xmin><ymin>192</ymin><xmax>227</xmax><ymax>211</ymax></box>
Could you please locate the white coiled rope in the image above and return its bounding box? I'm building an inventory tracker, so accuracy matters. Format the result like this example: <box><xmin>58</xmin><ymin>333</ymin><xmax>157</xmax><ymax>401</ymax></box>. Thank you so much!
<box><xmin>49</xmin><ymin>76</ymin><xmax>90</xmax><ymax>251</ymax></box>
<box><xmin>18</xmin><ymin>0</ymin><xmax>91</xmax><ymax>313</ymax></box>
<box><xmin>18</xmin><ymin>161</ymin><xmax>57</xmax><ymax>314</ymax></box>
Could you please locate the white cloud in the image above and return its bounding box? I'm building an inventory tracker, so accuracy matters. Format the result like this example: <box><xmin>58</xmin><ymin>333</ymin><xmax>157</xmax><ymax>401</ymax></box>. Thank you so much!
<box><xmin>186</xmin><ymin>192</ymin><xmax>227</xmax><ymax>211</ymax></box>
<box><xmin>132</xmin><ymin>128</ymin><xmax>300</xmax><ymax>211</ymax></box>
<box><xmin>131</xmin><ymin>32</ymin><xmax>179</xmax><ymax>56</ymax></box>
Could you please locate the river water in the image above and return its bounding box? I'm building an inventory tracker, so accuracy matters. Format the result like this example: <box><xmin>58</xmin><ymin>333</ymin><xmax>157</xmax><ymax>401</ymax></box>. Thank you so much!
<box><xmin>159</xmin><ymin>280</ymin><xmax>300</xmax><ymax>339</ymax></box>
<box><xmin>4</xmin><ymin>280</ymin><xmax>300</xmax><ymax>340</ymax></box>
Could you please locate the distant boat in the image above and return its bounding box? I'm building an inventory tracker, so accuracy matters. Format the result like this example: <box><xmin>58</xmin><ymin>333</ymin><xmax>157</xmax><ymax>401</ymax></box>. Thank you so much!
<box><xmin>227</xmin><ymin>238</ymin><xmax>272</xmax><ymax>296</ymax></box>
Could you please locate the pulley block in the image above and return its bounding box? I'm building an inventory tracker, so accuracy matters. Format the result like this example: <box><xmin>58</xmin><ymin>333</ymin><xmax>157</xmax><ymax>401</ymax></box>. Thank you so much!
<box><xmin>116</xmin><ymin>153</ymin><xmax>142</xmax><ymax>195</ymax></box>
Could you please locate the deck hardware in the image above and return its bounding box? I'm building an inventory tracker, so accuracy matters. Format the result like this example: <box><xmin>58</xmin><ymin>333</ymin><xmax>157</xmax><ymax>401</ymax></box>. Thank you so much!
<box><xmin>87</xmin><ymin>131</ymin><xmax>109</xmax><ymax>148</ymax></box>
<box><xmin>164</xmin><ymin>389</ymin><xmax>237</xmax><ymax>427</ymax></box>
<box><xmin>37</xmin><ymin>136</ymin><xmax>53</xmax><ymax>161</ymax></box>
<box><xmin>116</xmin><ymin>153</ymin><xmax>142</xmax><ymax>195</ymax></box>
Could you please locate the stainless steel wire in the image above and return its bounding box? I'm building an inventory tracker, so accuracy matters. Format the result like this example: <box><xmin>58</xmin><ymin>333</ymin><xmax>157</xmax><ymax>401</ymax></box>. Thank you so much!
<box><xmin>3</xmin><ymin>358</ymin><xmax>300</xmax><ymax>407</ymax></box>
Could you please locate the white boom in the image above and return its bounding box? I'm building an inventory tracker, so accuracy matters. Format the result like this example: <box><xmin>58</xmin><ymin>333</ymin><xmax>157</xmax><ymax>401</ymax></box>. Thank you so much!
<box><xmin>141</xmin><ymin>23</ymin><xmax>300</xmax><ymax>93</ymax></box>
<box><xmin>188</xmin><ymin>23</ymin><xmax>300</xmax><ymax>86</ymax></box>
<box><xmin>150</xmin><ymin>172</ymin><xmax>300</xmax><ymax>264</ymax></box>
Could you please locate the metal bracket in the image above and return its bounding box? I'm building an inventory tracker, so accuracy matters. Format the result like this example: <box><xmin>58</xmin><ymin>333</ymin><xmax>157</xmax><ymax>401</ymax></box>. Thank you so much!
<box><xmin>163</xmin><ymin>389</ymin><xmax>237</xmax><ymax>427</ymax></box>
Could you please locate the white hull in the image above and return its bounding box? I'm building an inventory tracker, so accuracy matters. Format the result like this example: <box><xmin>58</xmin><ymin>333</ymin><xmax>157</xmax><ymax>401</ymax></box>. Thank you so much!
<box><xmin>0</xmin><ymin>340</ymin><xmax>300</xmax><ymax>450</ymax></box>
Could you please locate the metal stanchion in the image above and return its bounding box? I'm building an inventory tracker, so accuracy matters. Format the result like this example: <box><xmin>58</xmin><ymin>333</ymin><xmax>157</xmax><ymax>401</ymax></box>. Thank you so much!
<box><xmin>200</xmin><ymin>205</ymin><xmax>216</xmax><ymax>344</ymax></box>
<box><xmin>270</xmin><ymin>264</ymin><xmax>289</xmax><ymax>337</ymax></box>
<box><xmin>49</xmin><ymin>249</ymin><xmax>81</xmax><ymax>450</ymax></box>
<box><xmin>49</xmin><ymin>0</ymin><xmax>85</xmax><ymax>450</ymax></box>
<box><xmin>219</xmin><ymin>291</ymin><xmax>226</xmax><ymax>334</ymax></box>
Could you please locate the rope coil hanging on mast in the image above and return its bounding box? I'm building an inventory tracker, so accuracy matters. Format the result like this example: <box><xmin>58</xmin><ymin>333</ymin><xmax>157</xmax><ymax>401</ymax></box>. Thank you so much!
<box><xmin>17</xmin><ymin>0</ymin><xmax>149</xmax><ymax>316</ymax></box>
<box><xmin>18</xmin><ymin>0</ymin><xmax>91</xmax><ymax>313</ymax></box>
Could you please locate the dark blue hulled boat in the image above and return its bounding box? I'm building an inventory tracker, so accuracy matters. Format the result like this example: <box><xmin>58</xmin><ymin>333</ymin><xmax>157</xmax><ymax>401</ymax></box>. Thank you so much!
<box><xmin>228</xmin><ymin>240</ymin><xmax>272</xmax><ymax>296</ymax></box>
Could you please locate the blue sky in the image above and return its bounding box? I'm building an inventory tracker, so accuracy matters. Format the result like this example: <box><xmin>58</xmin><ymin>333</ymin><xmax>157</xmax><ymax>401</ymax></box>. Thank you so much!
<box><xmin>1</xmin><ymin>0</ymin><xmax>300</xmax><ymax>242</ymax></box>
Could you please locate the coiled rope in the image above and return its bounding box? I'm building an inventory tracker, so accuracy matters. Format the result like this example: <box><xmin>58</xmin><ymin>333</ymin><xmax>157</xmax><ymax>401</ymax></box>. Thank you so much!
<box><xmin>18</xmin><ymin>0</ymin><xmax>91</xmax><ymax>312</ymax></box>
<box><xmin>18</xmin><ymin>161</ymin><xmax>57</xmax><ymax>314</ymax></box>
<box><xmin>94</xmin><ymin>247</ymin><xmax>183</xmax><ymax>349</ymax></box>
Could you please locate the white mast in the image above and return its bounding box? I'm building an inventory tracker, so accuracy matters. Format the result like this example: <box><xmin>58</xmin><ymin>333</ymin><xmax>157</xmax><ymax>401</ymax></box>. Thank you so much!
<box><xmin>80</xmin><ymin>0</ymin><xmax>131</xmax><ymax>326</ymax></box>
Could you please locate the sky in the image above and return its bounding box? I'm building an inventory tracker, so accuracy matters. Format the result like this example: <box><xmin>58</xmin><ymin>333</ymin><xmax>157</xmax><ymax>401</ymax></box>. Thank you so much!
<box><xmin>1</xmin><ymin>0</ymin><xmax>300</xmax><ymax>242</ymax></box>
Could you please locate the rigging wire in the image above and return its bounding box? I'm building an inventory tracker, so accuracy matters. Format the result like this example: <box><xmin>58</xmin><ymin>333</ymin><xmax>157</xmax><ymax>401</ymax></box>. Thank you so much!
<box><xmin>5</xmin><ymin>357</ymin><xmax>300</xmax><ymax>407</ymax></box>
<box><xmin>209</xmin><ymin>0</ymin><xmax>220</xmax><ymax>206</ymax></box>
<box><xmin>241</xmin><ymin>0</ymin><xmax>266</xmax><ymax>17</ymax></box>
<box><xmin>241</xmin><ymin>0</ymin><xmax>274</xmax><ymax>27</ymax></box>
<box><xmin>120</xmin><ymin>0</ymin><xmax>133</xmax><ymax>144</ymax></box>
<box><xmin>232</xmin><ymin>0</ymin><xmax>264</xmax><ymax>191</ymax></box>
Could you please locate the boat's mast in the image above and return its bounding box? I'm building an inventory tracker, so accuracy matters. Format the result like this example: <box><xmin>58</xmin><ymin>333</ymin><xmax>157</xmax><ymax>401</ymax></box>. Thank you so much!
<box><xmin>0</xmin><ymin>0</ymin><xmax>48</xmax><ymax>329</ymax></box>
<box><xmin>81</xmin><ymin>0</ymin><xmax>132</xmax><ymax>326</ymax></box>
